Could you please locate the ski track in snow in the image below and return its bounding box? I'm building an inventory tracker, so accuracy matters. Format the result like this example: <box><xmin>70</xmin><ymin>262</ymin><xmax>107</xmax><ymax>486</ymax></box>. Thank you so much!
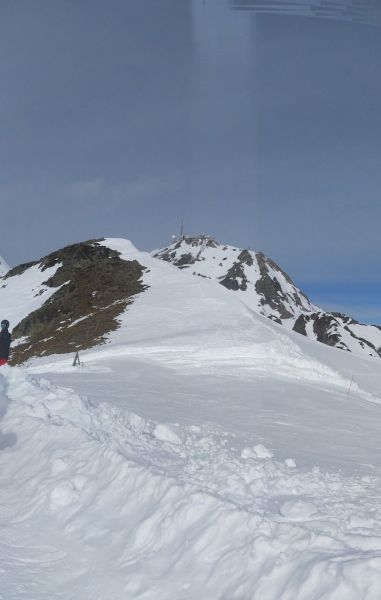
<box><xmin>2</xmin><ymin>367</ymin><xmax>381</xmax><ymax>599</ymax></box>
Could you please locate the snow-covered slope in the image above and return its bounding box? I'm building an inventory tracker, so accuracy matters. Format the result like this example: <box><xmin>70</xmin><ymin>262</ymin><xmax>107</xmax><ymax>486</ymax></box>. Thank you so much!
<box><xmin>2</xmin><ymin>237</ymin><xmax>381</xmax><ymax>598</ymax></box>
<box><xmin>2</xmin><ymin>364</ymin><xmax>381</xmax><ymax>600</ymax></box>
<box><xmin>0</xmin><ymin>239</ymin><xmax>146</xmax><ymax>364</ymax></box>
<box><xmin>2</xmin><ymin>236</ymin><xmax>378</xmax><ymax>363</ymax></box>
<box><xmin>154</xmin><ymin>235</ymin><xmax>381</xmax><ymax>359</ymax></box>
<box><xmin>0</xmin><ymin>261</ymin><xmax>63</xmax><ymax>327</ymax></box>
<box><xmin>154</xmin><ymin>234</ymin><xmax>317</xmax><ymax>321</ymax></box>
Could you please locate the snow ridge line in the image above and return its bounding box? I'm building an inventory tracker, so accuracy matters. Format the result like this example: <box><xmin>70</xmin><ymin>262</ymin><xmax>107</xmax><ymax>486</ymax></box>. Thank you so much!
<box><xmin>3</xmin><ymin>367</ymin><xmax>380</xmax><ymax>513</ymax></box>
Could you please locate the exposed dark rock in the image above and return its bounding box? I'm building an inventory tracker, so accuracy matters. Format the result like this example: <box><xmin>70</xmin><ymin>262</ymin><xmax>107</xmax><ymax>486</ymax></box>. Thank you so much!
<box><xmin>153</xmin><ymin>236</ymin><xmax>381</xmax><ymax>359</ymax></box>
<box><xmin>153</xmin><ymin>236</ymin><xmax>219</xmax><ymax>269</ymax></box>
<box><xmin>331</xmin><ymin>312</ymin><xmax>359</xmax><ymax>325</ymax></box>
<box><xmin>312</xmin><ymin>314</ymin><xmax>342</xmax><ymax>347</ymax></box>
<box><xmin>293</xmin><ymin>312</ymin><xmax>381</xmax><ymax>357</ymax></box>
<box><xmin>343</xmin><ymin>325</ymin><xmax>377</xmax><ymax>352</ymax></box>
<box><xmin>5</xmin><ymin>261</ymin><xmax>39</xmax><ymax>278</ymax></box>
<box><xmin>237</xmin><ymin>250</ymin><xmax>254</xmax><ymax>266</ymax></box>
<box><xmin>183</xmin><ymin>235</ymin><xmax>218</xmax><ymax>248</ymax></box>
<box><xmin>293</xmin><ymin>315</ymin><xmax>308</xmax><ymax>336</ymax></box>
<box><xmin>268</xmin><ymin>315</ymin><xmax>282</xmax><ymax>324</ymax></box>
<box><xmin>256</xmin><ymin>252</ymin><xmax>293</xmax><ymax>285</ymax></box>
<box><xmin>174</xmin><ymin>253</ymin><xmax>196</xmax><ymax>268</ymax></box>
<box><xmin>254</xmin><ymin>253</ymin><xmax>294</xmax><ymax>319</ymax></box>
<box><xmin>10</xmin><ymin>240</ymin><xmax>147</xmax><ymax>365</ymax></box>
<box><xmin>294</xmin><ymin>312</ymin><xmax>344</xmax><ymax>347</ymax></box>
<box><xmin>156</xmin><ymin>248</ymin><xmax>196</xmax><ymax>268</ymax></box>
<box><xmin>291</xmin><ymin>291</ymin><xmax>310</xmax><ymax>310</ymax></box>
<box><xmin>255</xmin><ymin>252</ymin><xmax>311</xmax><ymax>312</ymax></box>
<box><xmin>219</xmin><ymin>261</ymin><xmax>248</xmax><ymax>291</ymax></box>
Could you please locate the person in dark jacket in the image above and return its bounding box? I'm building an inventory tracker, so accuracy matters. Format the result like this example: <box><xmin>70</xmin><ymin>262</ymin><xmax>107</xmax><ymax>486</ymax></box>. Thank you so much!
<box><xmin>0</xmin><ymin>320</ymin><xmax>11</xmax><ymax>365</ymax></box>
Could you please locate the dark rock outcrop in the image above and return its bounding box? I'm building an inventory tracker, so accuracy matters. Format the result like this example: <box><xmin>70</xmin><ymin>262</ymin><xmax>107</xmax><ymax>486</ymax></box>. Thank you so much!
<box><xmin>10</xmin><ymin>240</ymin><xmax>147</xmax><ymax>365</ymax></box>
<box><xmin>5</xmin><ymin>261</ymin><xmax>39</xmax><ymax>278</ymax></box>
<box><xmin>293</xmin><ymin>312</ymin><xmax>348</xmax><ymax>348</ymax></box>
<box><xmin>254</xmin><ymin>253</ymin><xmax>294</xmax><ymax>319</ymax></box>
<box><xmin>219</xmin><ymin>261</ymin><xmax>248</xmax><ymax>291</ymax></box>
<box><xmin>292</xmin><ymin>312</ymin><xmax>381</xmax><ymax>357</ymax></box>
<box><xmin>237</xmin><ymin>250</ymin><xmax>254</xmax><ymax>266</ymax></box>
<box><xmin>157</xmin><ymin>236</ymin><xmax>218</xmax><ymax>269</ymax></box>
<box><xmin>293</xmin><ymin>315</ymin><xmax>308</xmax><ymax>337</ymax></box>
<box><xmin>312</xmin><ymin>314</ymin><xmax>342</xmax><ymax>347</ymax></box>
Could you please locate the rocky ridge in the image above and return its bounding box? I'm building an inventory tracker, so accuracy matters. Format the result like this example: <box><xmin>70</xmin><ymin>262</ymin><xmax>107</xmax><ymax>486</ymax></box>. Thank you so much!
<box><xmin>0</xmin><ymin>234</ymin><xmax>379</xmax><ymax>364</ymax></box>
<box><xmin>154</xmin><ymin>235</ymin><xmax>381</xmax><ymax>359</ymax></box>
<box><xmin>2</xmin><ymin>239</ymin><xmax>147</xmax><ymax>364</ymax></box>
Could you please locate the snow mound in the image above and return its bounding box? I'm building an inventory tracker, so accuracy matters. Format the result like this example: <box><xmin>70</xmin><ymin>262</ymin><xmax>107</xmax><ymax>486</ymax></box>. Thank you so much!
<box><xmin>241</xmin><ymin>444</ymin><xmax>274</xmax><ymax>460</ymax></box>
<box><xmin>153</xmin><ymin>423</ymin><xmax>183</xmax><ymax>444</ymax></box>
<box><xmin>100</xmin><ymin>237</ymin><xmax>139</xmax><ymax>257</ymax></box>
<box><xmin>2</xmin><ymin>367</ymin><xmax>381</xmax><ymax>599</ymax></box>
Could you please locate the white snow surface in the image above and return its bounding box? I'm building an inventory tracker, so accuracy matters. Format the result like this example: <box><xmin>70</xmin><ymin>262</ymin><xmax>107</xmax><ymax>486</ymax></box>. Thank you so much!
<box><xmin>0</xmin><ymin>262</ymin><xmax>62</xmax><ymax>330</ymax></box>
<box><xmin>347</xmin><ymin>322</ymin><xmax>381</xmax><ymax>350</ymax></box>
<box><xmin>2</xmin><ymin>238</ymin><xmax>381</xmax><ymax>598</ymax></box>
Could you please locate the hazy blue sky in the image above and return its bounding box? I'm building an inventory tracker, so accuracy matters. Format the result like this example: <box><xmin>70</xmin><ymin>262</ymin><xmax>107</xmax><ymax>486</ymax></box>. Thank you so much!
<box><xmin>0</xmin><ymin>0</ymin><xmax>380</xmax><ymax>322</ymax></box>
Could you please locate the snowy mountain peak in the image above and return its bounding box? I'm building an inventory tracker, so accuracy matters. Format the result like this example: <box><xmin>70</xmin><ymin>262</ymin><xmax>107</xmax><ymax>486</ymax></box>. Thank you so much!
<box><xmin>0</xmin><ymin>234</ymin><xmax>379</xmax><ymax>364</ymax></box>
<box><xmin>174</xmin><ymin>233</ymin><xmax>218</xmax><ymax>249</ymax></box>
<box><xmin>154</xmin><ymin>235</ymin><xmax>381</xmax><ymax>360</ymax></box>
<box><xmin>154</xmin><ymin>235</ymin><xmax>316</xmax><ymax>322</ymax></box>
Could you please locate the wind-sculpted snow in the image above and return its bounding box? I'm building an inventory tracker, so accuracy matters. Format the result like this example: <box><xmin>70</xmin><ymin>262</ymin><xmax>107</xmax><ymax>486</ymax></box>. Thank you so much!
<box><xmin>2</xmin><ymin>367</ymin><xmax>381</xmax><ymax>599</ymax></box>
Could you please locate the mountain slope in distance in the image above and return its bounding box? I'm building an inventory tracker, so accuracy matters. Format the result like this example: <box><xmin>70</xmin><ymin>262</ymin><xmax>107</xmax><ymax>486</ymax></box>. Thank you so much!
<box><xmin>154</xmin><ymin>235</ymin><xmax>381</xmax><ymax>359</ymax></box>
